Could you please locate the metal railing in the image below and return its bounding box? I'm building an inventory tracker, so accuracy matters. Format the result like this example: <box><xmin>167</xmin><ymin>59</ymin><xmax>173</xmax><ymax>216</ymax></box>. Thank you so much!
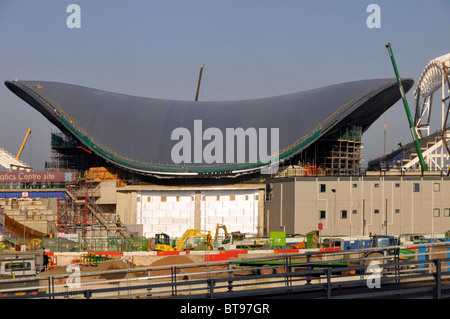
<box><xmin>2</xmin><ymin>241</ymin><xmax>450</xmax><ymax>299</ymax></box>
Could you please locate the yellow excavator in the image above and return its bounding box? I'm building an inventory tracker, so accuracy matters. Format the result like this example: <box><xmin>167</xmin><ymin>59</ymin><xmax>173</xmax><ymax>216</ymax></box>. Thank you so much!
<box><xmin>154</xmin><ymin>229</ymin><xmax>213</xmax><ymax>251</ymax></box>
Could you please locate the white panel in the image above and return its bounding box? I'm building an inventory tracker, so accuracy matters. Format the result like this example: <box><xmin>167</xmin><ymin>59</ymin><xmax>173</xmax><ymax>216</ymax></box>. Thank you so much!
<box><xmin>166</xmin><ymin>210</ymin><xmax>181</xmax><ymax>218</ymax></box>
<box><xmin>230</xmin><ymin>208</ymin><xmax>244</xmax><ymax>216</ymax></box>
<box><xmin>161</xmin><ymin>202</ymin><xmax>174</xmax><ymax>210</ymax></box>
<box><xmin>136</xmin><ymin>190</ymin><xmax>196</xmax><ymax>238</ymax></box>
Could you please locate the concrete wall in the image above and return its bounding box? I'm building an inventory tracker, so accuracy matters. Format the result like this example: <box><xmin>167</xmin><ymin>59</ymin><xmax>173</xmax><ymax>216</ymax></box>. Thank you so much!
<box><xmin>116</xmin><ymin>189</ymin><xmax>136</xmax><ymax>225</ymax></box>
<box><xmin>265</xmin><ymin>174</ymin><xmax>450</xmax><ymax>237</ymax></box>
<box><xmin>96</xmin><ymin>180</ymin><xmax>118</xmax><ymax>205</ymax></box>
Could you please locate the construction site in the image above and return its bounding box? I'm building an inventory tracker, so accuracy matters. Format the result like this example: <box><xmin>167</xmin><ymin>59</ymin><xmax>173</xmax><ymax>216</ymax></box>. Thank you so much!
<box><xmin>1</xmin><ymin>44</ymin><xmax>450</xmax><ymax>300</ymax></box>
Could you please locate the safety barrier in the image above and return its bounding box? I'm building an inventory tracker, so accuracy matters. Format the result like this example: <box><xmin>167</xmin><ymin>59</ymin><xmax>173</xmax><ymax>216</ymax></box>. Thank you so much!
<box><xmin>2</xmin><ymin>241</ymin><xmax>450</xmax><ymax>299</ymax></box>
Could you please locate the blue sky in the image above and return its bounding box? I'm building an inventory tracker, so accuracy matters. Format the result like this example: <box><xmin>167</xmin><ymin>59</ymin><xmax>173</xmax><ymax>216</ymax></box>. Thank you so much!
<box><xmin>0</xmin><ymin>0</ymin><xmax>449</xmax><ymax>170</ymax></box>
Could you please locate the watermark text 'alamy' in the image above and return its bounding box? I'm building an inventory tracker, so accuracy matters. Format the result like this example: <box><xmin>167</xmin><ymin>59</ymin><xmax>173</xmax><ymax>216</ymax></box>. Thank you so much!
<box><xmin>171</xmin><ymin>120</ymin><xmax>279</xmax><ymax>174</ymax></box>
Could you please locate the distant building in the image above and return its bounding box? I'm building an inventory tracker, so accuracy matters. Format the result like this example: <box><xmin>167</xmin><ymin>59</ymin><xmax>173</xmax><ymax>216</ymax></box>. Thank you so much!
<box><xmin>266</xmin><ymin>173</ymin><xmax>450</xmax><ymax>237</ymax></box>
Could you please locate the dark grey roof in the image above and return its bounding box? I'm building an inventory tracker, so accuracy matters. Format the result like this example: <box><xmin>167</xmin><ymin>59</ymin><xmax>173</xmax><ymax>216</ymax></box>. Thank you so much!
<box><xmin>4</xmin><ymin>78</ymin><xmax>413</xmax><ymax>177</ymax></box>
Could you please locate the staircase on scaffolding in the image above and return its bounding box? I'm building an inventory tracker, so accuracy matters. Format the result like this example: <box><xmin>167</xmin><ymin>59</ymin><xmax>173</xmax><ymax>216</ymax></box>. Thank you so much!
<box><xmin>57</xmin><ymin>178</ymin><xmax>134</xmax><ymax>247</ymax></box>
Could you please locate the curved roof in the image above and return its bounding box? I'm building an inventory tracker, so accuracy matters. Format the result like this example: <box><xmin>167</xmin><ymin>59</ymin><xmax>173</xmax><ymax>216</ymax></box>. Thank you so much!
<box><xmin>5</xmin><ymin>78</ymin><xmax>413</xmax><ymax>177</ymax></box>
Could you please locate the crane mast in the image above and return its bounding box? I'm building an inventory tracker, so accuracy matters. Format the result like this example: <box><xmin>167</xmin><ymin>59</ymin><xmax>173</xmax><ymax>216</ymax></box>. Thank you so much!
<box><xmin>385</xmin><ymin>42</ymin><xmax>428</xmax><ymax>171</ymax></box>
<box><xmin>16</xmin><ymin>128</ymin><xmax>31</xmax><ymax>160</ymax></box>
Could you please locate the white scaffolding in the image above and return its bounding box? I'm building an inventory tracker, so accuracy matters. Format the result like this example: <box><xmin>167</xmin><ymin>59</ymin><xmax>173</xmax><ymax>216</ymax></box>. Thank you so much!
<box><xmin>404</xmin><ymin>53</ymin><xmax>450</xmax><ymax>172</ymax></box>
<box><xmin>0</xmin><ymin>148</ymin><xmax>30</xmax><ymax>171</ymax></box>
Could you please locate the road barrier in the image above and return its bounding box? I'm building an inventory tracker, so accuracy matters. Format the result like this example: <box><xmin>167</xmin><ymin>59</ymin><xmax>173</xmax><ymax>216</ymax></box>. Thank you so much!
<box><xmin>1</xmin><ymin>241</ymin><xmax>450</xmax><ymax>299</ymax></box>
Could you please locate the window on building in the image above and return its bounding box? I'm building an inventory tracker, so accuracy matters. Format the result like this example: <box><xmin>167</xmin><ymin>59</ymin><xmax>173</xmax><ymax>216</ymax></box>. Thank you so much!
<box><xmin>319</xmin><ymin>210</ymin><xmax>326</xmax><ymax>219</ymax></box>
<box><xmin>413</xmin><ymin>183</ymin><xmax>420</xmax><ymax>192</ymax></box>
<box><xmin>395</xmin><ymin>209</ymin><xmax>400</xmax><ymax>214</ymax></box>
<box><xmin>352</xmin><ymin>183</ymin><xmax>358</xmax><ymax>188</ymax></box>
<box><xmin>374</xmin><ymin>183</ymin><xmax>380</xmax><ymax>188</ymax></box>
<box><xmin>341</xmin><ymin>210</ymin><xmax>347</xmax><ymax>219</ymax></box>
<box><xmin>433</xmin><ymin>208</ymin><xmax>440</xmax><ymax>217</ymax></box>
<box><xmin>374</xmin><ymin>209</ymin><xmax>379</xmax><ymax>214</ymax></box>
<box><xmin>434</xmin><ymin>183</ymin><xmax>440</xmax><ymax>192</ymax></box>
<box><xmin>352</xmin><ymin>209</ymin><xmax>357</xmax><ymax>215</ymax></box>
<box><xmin>320</xmin><ymin>184</ymin><xmax>326</xmax><ymax>193</ymax></box>
<box><xmin>445</xmin><ymin>208</ymin><xmax>450</xmax><ymax>217</ymax></box>
<box><xmin>395</xmin><ymin>183</ymin><xmax>400</xmax><ymax>188</ymax></box>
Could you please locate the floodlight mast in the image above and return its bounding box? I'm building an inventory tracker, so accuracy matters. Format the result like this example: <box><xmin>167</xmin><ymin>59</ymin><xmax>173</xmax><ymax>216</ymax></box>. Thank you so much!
<box><xmin>385</xmin><ymin>42</ymin><xmax>428</xmax><ymax>171</ymax></box>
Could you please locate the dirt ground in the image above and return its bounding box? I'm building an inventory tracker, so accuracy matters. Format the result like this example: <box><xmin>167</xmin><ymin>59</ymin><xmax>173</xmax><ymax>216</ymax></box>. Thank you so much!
<box><xmin>38</xmin><ymin>260</ymin><xmax>131</xmax><ymax>280</ymax></box>
<box><xmin>38</xmin><ymin>255</ymin><xmax>230</xmax><ymax>281</ymax></box>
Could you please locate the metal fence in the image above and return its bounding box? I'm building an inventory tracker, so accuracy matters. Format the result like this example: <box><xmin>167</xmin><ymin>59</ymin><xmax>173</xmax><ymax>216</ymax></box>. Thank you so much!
<box><xmin>2</xmin><ymin>241</ymin><xmax>450</xmax><ymax>299</ymax></box>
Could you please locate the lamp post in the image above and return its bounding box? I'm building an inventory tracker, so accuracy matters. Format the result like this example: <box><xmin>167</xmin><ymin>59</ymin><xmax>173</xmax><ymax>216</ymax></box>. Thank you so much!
<box><xmin>331</xmin><ymin>188</ymin><xmax>336</xmax><ymax>246</ymax></box>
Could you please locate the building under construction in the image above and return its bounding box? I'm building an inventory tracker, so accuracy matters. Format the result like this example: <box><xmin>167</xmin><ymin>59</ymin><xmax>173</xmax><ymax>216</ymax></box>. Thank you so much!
<box><xmin>5</xmin><ymin>47</ymin><xmax>450</xmax><ymax>241</ymax></box>
<box><xmin>2</xmin><ymin>75</ymin><xmax>414</xmax><ymax>242</ymax></box>
<box><xmin>5</xmin><ymin>77</ymin><xmax>412</xmax><ymax>179</ymax></box>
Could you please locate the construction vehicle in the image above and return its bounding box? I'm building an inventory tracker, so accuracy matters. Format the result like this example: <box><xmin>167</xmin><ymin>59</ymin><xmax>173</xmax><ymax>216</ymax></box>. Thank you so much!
<box><xmin>398</xmin><ymin>234</ymin><xmax>427</xmax><ymax>246</ymax></box>
<box><xmin>213</xmin><ymin>224</ymin><xmax>238</xmax><ymax>250</ymax></box>
<box><xmin>360</xmin><ymin>234</ymin><xmax>416</xmax><ymax>273</ymax></box>
<box><xmin>154</xmin><ymin>229</ymin><xmax>213</xmax><ymax>251</ymax></box>
<box><xmin>0</xmin><ymin>251</ymin><xmax>45</xmax><ymax>297</ymax></box>
<box><xmin>215</xmin><ymin>224</ymin><xmax>230</xmax><ymax>242</ymax></box>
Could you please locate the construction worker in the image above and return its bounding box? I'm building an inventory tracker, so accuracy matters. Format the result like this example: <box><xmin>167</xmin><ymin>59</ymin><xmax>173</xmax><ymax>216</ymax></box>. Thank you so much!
<box><xmin>0</xmin><ymin>241</ymin><xmax>5</xmax><ymax>251</ymax></box>
<box><xmin>43</xmin><ymin>249</ymin><xmax>49</xmax><ymax>271</ymax></box>
<box><xmin>116</xmin><ymin>216</ymin><xmax>121</xmax><ymax>227</ymax></box>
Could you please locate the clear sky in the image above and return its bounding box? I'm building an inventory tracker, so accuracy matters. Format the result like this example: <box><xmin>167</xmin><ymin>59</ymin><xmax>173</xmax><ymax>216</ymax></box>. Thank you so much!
<box><xmin>0</xmin><ymin>0</ymin><xmax>449</xmax><ymax>170</ymax></box>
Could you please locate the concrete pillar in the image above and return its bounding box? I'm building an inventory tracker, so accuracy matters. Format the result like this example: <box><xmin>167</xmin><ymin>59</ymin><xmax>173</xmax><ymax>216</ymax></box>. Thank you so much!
<box><xmin>194</xmin><ymin>191</ymin><xmax>201</xmax><ymax>229</ymax></box>
<box><xmin>258</xmin><ymin>189</ymin><xmax>265</xmax><ymax>236</ymax></box>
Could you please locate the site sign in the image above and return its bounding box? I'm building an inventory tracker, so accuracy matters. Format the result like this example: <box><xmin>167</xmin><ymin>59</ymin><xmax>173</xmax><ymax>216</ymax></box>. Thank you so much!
<box><xmin>0</xmin><ymin>172</ymin><xmax>74</xmax><ymax>183</ymax></box>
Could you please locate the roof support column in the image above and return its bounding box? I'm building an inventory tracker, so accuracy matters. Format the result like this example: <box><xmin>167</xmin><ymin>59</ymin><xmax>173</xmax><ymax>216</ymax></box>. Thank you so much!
<box><xmin>194</xmin><ymin>190</ymin><xmax>201</xmax><ymax>230</ymax></box>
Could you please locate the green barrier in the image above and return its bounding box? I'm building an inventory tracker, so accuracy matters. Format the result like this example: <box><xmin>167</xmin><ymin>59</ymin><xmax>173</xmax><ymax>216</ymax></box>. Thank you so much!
<box><xmin>81</xmin><ymin>252</ymin><xmax>112</xmax><ymax>266</ymax></box>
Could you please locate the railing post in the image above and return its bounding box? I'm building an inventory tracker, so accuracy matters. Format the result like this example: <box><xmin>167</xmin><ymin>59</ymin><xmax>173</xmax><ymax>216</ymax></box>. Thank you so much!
<box><xmin>227</xmin><ymin>262</ymin><xmax>233</xmax><ymax>292</ymax></box>
<box><xmin>173</xmin><ymin>266</ymin><xmax>178</xmax><ymax>297</ymax></box>
<box><xmin>48</xmin><ymin>276</ymin><xmax>54</xmax><ymax>299</ymax></box>
<box><xmin>395</xmin><ymin>247</ymin><xmax>400</xmax><ymax>284</ymax></box>
<box><xmin>435</xmin><ymin>259</ymin><xmax>442</xmax><ymax>299</ymax></box>
<box><xmin>306</xmin><ymin>253</ymin><xmax>312</xmax><ymax>284</ymax></box>
<box><xmin>285</xmin><ymin>255</ymin><xmax>292</xmax><ymax>290</ymax></box>
<box><xmin>326</xmin><ymin>268</ymin><xmax>332</xmax><ymax>299</ymax></box>
<box><xmin>208</xmin><ymin>278</ymin><xmax>215</xmax><ymax>298</ymax></box>
<box><xmin>146</xmin><ymin>269</ymin><xmax>152</xmax><ymax>298</ymax></box>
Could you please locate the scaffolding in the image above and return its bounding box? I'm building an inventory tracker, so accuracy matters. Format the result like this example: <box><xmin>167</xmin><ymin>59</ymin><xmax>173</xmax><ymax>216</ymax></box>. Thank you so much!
<box><xmin>326</xmin><ymin>126</ymin><xmax>362</xmax><ymax>176</ymax></box>
<box><xmin>46</xmin><ymin>132</ymin><xmax>109</xmax><ymax>174</ymax></box>
<box><xmin>57</xmin><ymin>178</ymin><xmax>134</xmax><ymax>250</ymax></box>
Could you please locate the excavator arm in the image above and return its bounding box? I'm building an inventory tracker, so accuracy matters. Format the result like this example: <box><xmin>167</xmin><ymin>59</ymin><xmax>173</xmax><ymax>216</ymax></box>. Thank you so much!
<box><xmin>174</xmin><ymin>229</ymin><xmax>213</xmax><ymax>251</ymax></box>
